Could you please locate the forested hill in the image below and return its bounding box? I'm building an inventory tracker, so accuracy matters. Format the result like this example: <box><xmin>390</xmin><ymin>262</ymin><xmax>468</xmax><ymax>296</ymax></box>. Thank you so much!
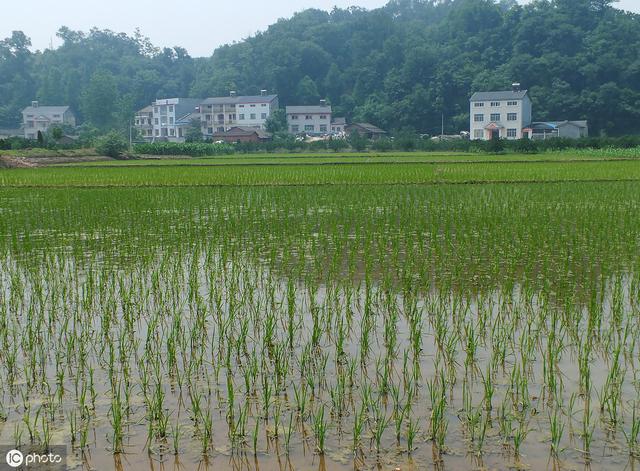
<box><xmin>1</xmin><ymin>0</ymin><xmax>639</xmax><ymax>135</ymax></box>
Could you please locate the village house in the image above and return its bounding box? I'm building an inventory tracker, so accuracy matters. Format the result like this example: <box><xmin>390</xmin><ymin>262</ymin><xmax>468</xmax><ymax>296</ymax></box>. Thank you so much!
<box><xmin>145</xmin><ymin>98</ymin><xmax>202</xmax><ymax>142</ymax></box>
<box><xmin>331</xmin><ymin>117</ymin><xmax>347</xmax><ymax>134</ymax></box>
<box><xmin>286</xmin><ymin>100</ymin><xmax>332</xmax><ymax>135</ymax></box>
<box><xmin>524</xmin><ymin>121</ymin><xmax>589</xmax><ymax>140</ymax></box>
<box><xmin>21</xmin><ymin>101</ymin><xmax>76</xmax><ymax>139</ymax></box>
<box><xmin>134</xmin><ymin>105</ymin><xmax>154</xmax><ymax>139</ymax></box>
<box><xmin>200</xmin><ymin>90</ymin><xmax>278</xmax><ymax>138</ymax></box>
<box><xmin>346</xmin><ymin>122</ymin><xmax>387</xmax><ymax>140</ymax></box>
<box><xmin>469</xmin><ymin>84</ymin><xmax>532</xmax><ymax>141</ymax></box>
<box><xmin>470</xmin><ymin>84</ymin><xmax>587</xmax><ymax>141</ymax></box>
<box><xmin>212</xmin><ymin>126</ymin><xmax>272</xmax><ymax>143</ymax></box>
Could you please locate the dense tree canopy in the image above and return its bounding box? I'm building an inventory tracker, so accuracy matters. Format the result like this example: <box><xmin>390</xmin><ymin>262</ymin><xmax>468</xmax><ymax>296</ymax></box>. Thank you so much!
<box><xmin>0</xmin><ymin>0</ymin><xmax>638</xmax><ymax>135</ymax></box>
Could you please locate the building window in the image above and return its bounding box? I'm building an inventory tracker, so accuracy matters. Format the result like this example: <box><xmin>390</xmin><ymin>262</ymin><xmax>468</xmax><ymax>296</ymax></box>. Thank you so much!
<box><xmin>261</xmin><ymin>113</ymin><xmax>267</xmax><ymax>119</ymax></box>
<box><xmin>507</xmin><ymin>128</ymin><xmax>517</xmax><ymax>138</ymax></box>
<box><xmin>170</xmin><ymin>129</ymin><xmax>175</xmax><ymax>136</ymax></box>
<box><xmin>217</xmin><ymin>127</ymin><xmax>224</xmax><ymax>132</ymax></box>
<box><xmin>490</xmin><ymin>102</ymin><xmax>501</xmax><ymax>107</ymax></box>
<box><xmin>169</xmin><ymin>105</ymin><xmax>174</xmax><ymax>112</ymax></box>
<box><xmin>474</xmin><ymin>130</ymin><xmax>483</xmax><ymax>139</ymax></box>
<box><xmin>474</xmin><ymin>114</ymin><xmax>484</xmax><ymax>122</ymax></box>
<box><xmin>239</xmin><ymin>114</ymin><xmax>245</xmax><ymax>120</ymax></box>
<box><xmin>154</xmin><ymin>107</ymin><xmax>159</xmax><ymax>113</ymax></box>
<box><xmin>474</xmin><ymin>102</ymin><xmax>485</xmax><ymax>108</ymax></box>
<box><xmin>169</xmin><ymin>117</ymin><xmax>174</xmax><ymax>124</ymax></box>
<box><xmin>155</xmin><ymin>129</ymin><xmax>160</xmax><ymax>136</ymax></box>
<box><xmin>250</xmin><ymin>104</ymin><xmax>256</xmax><ymax>107</ymax></box>
<box><xmin>490</xmin><ymin>113</ymin><xmax>501</xmax><ymax>122</ymax></box>
<box><xmin>305</xmin><ymin>125</ymin><xmax>314</xmax><ymax>132</ymax></box>
<box><xmin>507</xmin><ymin>101</ymin><xmax>518</xmax><ymax>106</ymax></box>
<box><xmin>239</xmin><ymin>104</ymin><xmax>244</xmax><ymax>108</ymax></box>
<box><xmin>154</xmin><ymin>118</ymin><xmax>159</xmax><ymax>125</ymax></box>
<box><xmin>250</xmin><ymin>114</ymin><xmax>256</xmax><ymax>120</ymax></box>
<box><xmin>207</xmin><ymin>128</ymin><xmax>213</xmax><ymax>134</ymax></box>
<box><xmin>320</xmin><ymin>125</ymin><xmax>327</xmax><ymax>133</ymax></box>
<box><xmin>291</xmin><ymin>125</ymin><xmax>299</xmax><ymax>133</ymax></box>
<box><xmin>261</xmin><ymin>104</ymin><xmax>267</xmax><ymax>107</ymax></box>
<box><xmin>305</xmin><ymin>115</ymin><xmax>312</xmax><ymax>120</ymax></box>
<box><xmin>291</xmin><ymin>115</ymin><xmax>298</xmax><ymax>120</ymax></box>
<box><xmin>507</xmin><ymin>113</ymin><xmax>517</xmax><ymax>121</ymax></box>
<box><xmin>320</xmin><ymin>115</ymin><xmax>327</xmax><ymax>120</ymax></box>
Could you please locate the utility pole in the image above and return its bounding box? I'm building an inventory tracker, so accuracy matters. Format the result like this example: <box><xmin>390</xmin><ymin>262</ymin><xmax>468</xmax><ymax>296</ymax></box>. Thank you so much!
<box><xmin>441</xmin><ymin>113</ymin><xmax>444</xmax><ymax>137</ymax></box>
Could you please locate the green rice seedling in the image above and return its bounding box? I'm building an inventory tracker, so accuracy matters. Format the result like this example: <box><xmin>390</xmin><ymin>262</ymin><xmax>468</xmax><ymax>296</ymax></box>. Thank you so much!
<box><xmin>406</xmin><ymin>416</ymin><xmax>418</xmax><ymax>454</ymax></box>
<box><xmin>171</xmin><ymin>421</ymin><xmax>181</xmax><ymax>455</ymax></box>
<box><xmin>352</xmin><ymin>402</ymin><xmax>365</xmax><ymax>454</ymax></box>
<box><xmin>624</xmin><ymin>403</ymin><xmax>640</xmax><ymax>457</ymax></box>
<box><xmin>512</xmin><ymin>414</ymin><xmax>529</xmax><ymax>456</ymax></box>
<box><xmin>285</xmin><ymin>412</ymin><xmax>294</xmax><ymax>454</ymax></box>
<box><xmin>549</xmin><ymin>408</ymin><xmax>564</xmax><ymax>456</ymax></box>
<box><xmin>252</xmin><ymin>418</ymin><xmax>260</xmax><ymax>456</ymax></box>
<box><xmin>313</xmin><ymin>405</ymin><xmax>327</xmax><ymax>454</ymax></box>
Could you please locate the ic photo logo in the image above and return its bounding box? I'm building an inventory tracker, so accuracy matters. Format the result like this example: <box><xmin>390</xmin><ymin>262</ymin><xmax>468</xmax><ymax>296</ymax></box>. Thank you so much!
<box><xmin>4</xmin><ymin>448</ymin><xmax>64</xmax><ymax>469</ymax></box>
<box><xmin>5</xmin><ymin>450</ymin><xmax>23</xmax><ymax>468</ymax></box>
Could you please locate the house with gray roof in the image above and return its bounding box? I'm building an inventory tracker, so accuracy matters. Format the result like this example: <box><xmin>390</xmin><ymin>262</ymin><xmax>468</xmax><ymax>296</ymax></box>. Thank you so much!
<box><xmin>523</xmin><ymin>121</ymin><xmax>588</xmax><ymax>140</ymax></box>
<box><xmin>200</xmin><ymin>90</ymin><xmax>279</xmax><ymax>137</ymax></box>
<box><xmin>469</xmin><ymin>84</ymin><xmax>532</xmax><ymax>141</ymax></box>
<box><xmin>22</xmin><ymin>101</ymin><xmax>76</xmax><ymax>139</ymax></box>
<box><xmin>286</xmin><ymin>100</ymin><xmax>332</xmax><ymax>135</ymax></box>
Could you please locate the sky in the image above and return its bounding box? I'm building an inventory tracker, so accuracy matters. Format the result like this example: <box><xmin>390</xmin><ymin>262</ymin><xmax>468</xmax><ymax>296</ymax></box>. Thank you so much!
<box><xmin>2</xmin><ymin>0</ymin><xmax>639</xmax><ymax>57</ymax></box>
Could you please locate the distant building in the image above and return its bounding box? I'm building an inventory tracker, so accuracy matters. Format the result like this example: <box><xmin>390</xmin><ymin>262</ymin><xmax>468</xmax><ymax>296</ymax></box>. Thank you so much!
<box><xmin>469</xmin><ymin>84</ymin><xmax>532</xmax><ymax>141</ymax></box>
<box><xmin>146</xmin><ymin>98</ymin><xmax>202</xmax><ymax>142</ymax></box>
<box><xmin>21</xmin><ymin>101</ymin><xmax>76</xmax><ymax>139</ymax></box>
<box><xmin>286</xmin><ymin>100</ymin><xmax>332</xmax><ymax>135</ymax></box>
<box><xmin>523</xmin><ymin>121</ymin><xmax>588</xmax><ymax>140</ymax></box>
<box><xmin>212</xmin><ymin>126</ymin><xmax>272</xmax><ymax>143</ymax></box>
<box><xmin>331</xmin><ymin>117</ymin><xmax>346</xmax><ymax>134</ymax></box>
<box><xmin>200</xmin><ymin>90</ymin><xmax>279</xmax><ymax>138</ymax></box>
<box><xmin>346</xmin><ymin>122</ymin><xmax>387</xmax><ymax>140</ymax></box>
<box><xmin>134</xmin><ymin>105</ymin><xmax>154</xmax><ymax>140</ymax></box>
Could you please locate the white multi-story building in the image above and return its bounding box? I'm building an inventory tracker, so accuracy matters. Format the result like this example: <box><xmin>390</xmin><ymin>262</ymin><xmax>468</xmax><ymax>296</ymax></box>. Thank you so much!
<box><xmin>286</xmin><ymin>100</ymin><xmax>332</xmax><ymax>135</ymax></box>
<box><xmin>144</xmin><ymin>98</ymin><xmax>202</xmax><ymax>142</ymax></box>
<box><xmin>200</xmin><ymin>91</ymin><xmax>279</xmax><ymax>138</ymax></box>
<box><xmin>21</xmin><ymin>101</ymin><xmax>76</xmax><ymax>139</ymax></box>
<box><xmin>469</xmin><ymin>84</ymin><xmax>532</xmax><ymax>140</ymax></box>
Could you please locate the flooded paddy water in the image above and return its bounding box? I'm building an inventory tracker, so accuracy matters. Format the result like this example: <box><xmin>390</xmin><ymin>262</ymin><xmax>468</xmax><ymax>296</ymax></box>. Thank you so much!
<box><xmin>1</xmin><ymin>182</ymin><xmax>640</xmax><ymax>470</ymax></box>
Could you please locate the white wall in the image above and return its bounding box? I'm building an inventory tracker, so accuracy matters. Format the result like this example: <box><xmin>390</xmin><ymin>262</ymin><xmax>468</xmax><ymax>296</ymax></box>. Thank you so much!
<box><xmin>287</xmin><ymin>113</ymin><xmax>332</xmax><ymax>134</ymax></box>
<box><xmin>469</xmin><ymin>98</ymin><xmax>528</xmax><ymax>140</ymax></box>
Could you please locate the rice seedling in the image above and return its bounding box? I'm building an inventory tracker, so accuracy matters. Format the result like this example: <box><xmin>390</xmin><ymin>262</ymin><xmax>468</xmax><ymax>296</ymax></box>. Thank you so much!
<box><xmin>0</xmin><ymin>168</ymin><xmax>638</xmax><ymax>470</ymax></box>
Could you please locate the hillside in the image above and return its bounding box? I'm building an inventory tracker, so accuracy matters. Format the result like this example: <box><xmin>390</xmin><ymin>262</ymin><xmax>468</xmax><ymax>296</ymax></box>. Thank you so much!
<box><xmin>1</xmin><ymin>0</ymin><xmax>639</xmax><ymax>135</ymax></box>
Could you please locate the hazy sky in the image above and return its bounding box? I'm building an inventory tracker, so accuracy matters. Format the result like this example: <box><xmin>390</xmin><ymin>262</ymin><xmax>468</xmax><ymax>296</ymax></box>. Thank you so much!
<box><xmin>2</xmin><ymin>0</ymin><xmax>639</xmax><ymax>57</ymax></box>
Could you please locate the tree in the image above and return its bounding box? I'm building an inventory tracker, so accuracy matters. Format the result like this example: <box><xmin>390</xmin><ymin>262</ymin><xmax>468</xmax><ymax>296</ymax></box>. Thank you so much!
<box><xmin>50</xmin><ymin>126</ymin><xmax>63</xmax><ymax>140</ymax></box>
<box><xmin>81</xmin><ymin>71</ymin><xmax>117</xmax><ymax>129</ymax></box>
<box><xmin>96</xmin><ymin>131</ymin><xmax>128</xmax><ymax>158</ymax></box>
<box><xmin>265</xmin><ymin>109</ymin><xmax>287</xmax><ymax>134</ymax></box>
<box><xmin>348</xmin><ymin>131</ymin><xmax>368</xmax><ymax>152</ymax></box>
<box><xmin>295</xmin><ymin>76</ymin><xmax>320</xmax><ymax>104</ymax></box>
<box><xmin>185</xmin><ymin>119</ymin><xmax>203</xmax><ymax>142</ymax></box>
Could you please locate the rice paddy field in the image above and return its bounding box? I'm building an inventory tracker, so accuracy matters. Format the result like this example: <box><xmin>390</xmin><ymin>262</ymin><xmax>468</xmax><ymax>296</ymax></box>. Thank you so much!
<box><xmin>1</xmin><ymin>153</ymin><xmax>640</xmax><ymax>470</ymax></box>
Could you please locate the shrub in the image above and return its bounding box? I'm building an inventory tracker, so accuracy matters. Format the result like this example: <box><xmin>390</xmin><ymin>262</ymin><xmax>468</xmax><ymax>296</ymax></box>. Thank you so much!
<box><xmin>371</xmin><ymin>138</ymin><xmax>393</xmax><ymax>152</ymax></box>
<box><xmin>96</xmin><ymin>132</ymin><xmax>128</xmax><ymax>158</ymax></box>
<box><xmin>348</xmin><ymin>132</ymin><xmax>368</xmax><ymax>152</ymax></box>
<box><xmin>133</xmin><ymin>141</ymin><xmax>235</xmax><ymax>157</ymax></box>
